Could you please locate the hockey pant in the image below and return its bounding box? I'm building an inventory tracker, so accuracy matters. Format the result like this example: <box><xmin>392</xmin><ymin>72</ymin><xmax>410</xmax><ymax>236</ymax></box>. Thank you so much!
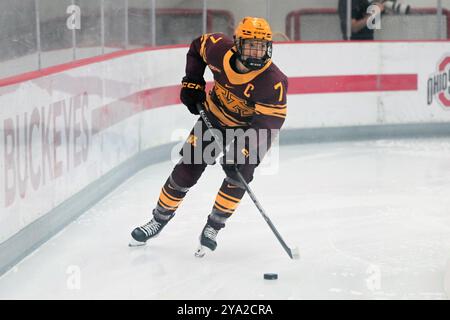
<box><xmin>153</xmin><ymin>118</ymin><xmax>257</xmax><ymax>229</ymax></box>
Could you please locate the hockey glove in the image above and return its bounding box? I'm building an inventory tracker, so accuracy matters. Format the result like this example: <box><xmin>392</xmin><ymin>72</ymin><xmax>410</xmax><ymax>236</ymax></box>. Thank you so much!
<box><xmin>180</xmin><ymin>76</ymin><xmax>206</xmax><ymax>115</ymax></box>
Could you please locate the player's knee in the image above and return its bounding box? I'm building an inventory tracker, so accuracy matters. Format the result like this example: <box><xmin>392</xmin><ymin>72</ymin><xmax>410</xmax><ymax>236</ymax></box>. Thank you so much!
<box><xmin>241</xmin><ymin>166</ymin><xmax>255</xmax><ymax>184</ymax></box>
<box><xmin>179</xmin><ymin>146</ymin><xmax>217</xmax><ymax>166</ymax></box>
<box><xmin>224</xmin><ymin>164</ymin><xmax>255</xmax><ymax>185</ymax></box>
<box><xmin>172</xmin><ymin>162</ymin><xmax>207</xmax><ymax>188</ymax></box>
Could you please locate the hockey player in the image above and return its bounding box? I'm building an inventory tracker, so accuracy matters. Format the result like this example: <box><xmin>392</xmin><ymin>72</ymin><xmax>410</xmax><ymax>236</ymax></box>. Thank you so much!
<box><xmin>129</xmin><ymin>17</ymin><xmax>288</xmax><ymax>256</ymax></box>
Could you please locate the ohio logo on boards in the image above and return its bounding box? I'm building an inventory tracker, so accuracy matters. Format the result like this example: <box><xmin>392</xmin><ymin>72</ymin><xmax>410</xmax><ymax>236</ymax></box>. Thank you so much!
<box><xmin>427</xmin><ymin>55</ymin><xmax>450</xmax><ymax>108</ymax></box>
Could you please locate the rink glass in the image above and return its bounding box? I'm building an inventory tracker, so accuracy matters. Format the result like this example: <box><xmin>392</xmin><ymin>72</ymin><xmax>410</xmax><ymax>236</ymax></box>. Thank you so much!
<box><xmin>0</xmin><ymin>0</ymin><xmax>447</xmax><ymax>78</ymax></box>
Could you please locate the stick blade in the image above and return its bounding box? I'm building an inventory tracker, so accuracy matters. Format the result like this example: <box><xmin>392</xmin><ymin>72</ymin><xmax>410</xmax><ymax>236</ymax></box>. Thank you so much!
<box><xmin>290</xmin><ymin>247</ymin><xmax>300</xmax><ymax>260</ymax></box>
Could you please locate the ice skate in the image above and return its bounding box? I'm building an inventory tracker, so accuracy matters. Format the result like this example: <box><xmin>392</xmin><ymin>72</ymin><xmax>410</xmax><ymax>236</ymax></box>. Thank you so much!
<box><xmin>129</xmin><ymin>218</ymin><xmax>167</xmax><ymax>247</ymax></box>
<box><xmin>195</xmin><ymin>224</ymin><xmax>220</xmax><ymax>258</ymax></box>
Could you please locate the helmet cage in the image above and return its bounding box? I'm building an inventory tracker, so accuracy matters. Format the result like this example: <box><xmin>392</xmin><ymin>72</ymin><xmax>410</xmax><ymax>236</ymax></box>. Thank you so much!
<box><xmin>234</xmin><ymin>37</ymin><xmax>272</xmax><ymax>71</ymax></box>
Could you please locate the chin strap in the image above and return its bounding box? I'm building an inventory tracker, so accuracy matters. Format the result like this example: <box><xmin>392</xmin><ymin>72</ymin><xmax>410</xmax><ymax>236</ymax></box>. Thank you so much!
<box><xmin>242</xmin><ymin>57</ymin><xmax>266</xmax><ymax>70</ymax></box>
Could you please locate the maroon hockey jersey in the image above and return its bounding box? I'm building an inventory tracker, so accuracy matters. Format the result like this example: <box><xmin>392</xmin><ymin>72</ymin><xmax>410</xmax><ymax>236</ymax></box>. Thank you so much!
<box><xmin>185</xmin><ymin>33</ymin><xmax>288</xmax><ymax>132</ymax></box>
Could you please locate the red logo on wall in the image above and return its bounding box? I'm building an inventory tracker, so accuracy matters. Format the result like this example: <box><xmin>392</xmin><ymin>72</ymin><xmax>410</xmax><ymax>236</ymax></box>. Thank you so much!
<box><xmin>427</xmin><ymin>55</ymin><xmax>450</xmax><ymax>108</ymax></box>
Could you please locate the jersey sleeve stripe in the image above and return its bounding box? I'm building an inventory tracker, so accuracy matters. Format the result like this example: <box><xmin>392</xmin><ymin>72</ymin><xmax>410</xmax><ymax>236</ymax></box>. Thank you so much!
<box><xmin>255</xmin><ymin>104</ymin><xmax>287</xmax><ymax>118</ymax></box>
<box><xmin>255</xmin><ymin>103</ymin><xmax>287</xmax><ymax>109</ymax></box>
<box><xmin>199</xmin><ymin>34</ymin><xmax>209</xmax><ymax>63</ymax></box>
<box><xmin>254</xmin><ymin>110</ymin><xmax>286</xmax><ymax>119</ymax></box>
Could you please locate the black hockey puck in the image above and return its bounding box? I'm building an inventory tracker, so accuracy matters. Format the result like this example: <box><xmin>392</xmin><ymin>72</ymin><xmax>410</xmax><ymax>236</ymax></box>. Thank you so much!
<box><xmin>264</xmin><ymin>273</ymin><xmax>278</xmax><ymax>280</ymax></box>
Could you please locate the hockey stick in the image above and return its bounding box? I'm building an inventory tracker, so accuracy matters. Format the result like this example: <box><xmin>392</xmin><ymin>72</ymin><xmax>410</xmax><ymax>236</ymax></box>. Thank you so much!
<box><xmin>196</xmin><ymin>103</ymin><xmax>300</xmax><ymax>260</ymax></box>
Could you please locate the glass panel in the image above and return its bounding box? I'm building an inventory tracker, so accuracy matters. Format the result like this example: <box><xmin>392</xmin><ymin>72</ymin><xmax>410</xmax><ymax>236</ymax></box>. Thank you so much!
<box><xmin>155</xmin><ymin>0</ymin><xmax>204</xmax><ymax>45</ymax></box>
<box><xmin>39</xmin><ymin>0</ymin><xmax>73</xmax><ymax>68</ymax></box>
<box><xmin>441</xmin><ymin>0</ymin><xmax>450</xmax><ymax>39</ymax></box>
<box><xmin>207</xmin><ymin>0</ymin><xmax>268</xmax><ymax>38</ymax></box>
<box><xmin>75</xmin><ymin>0</ymin><xmax>102</xmax><ymax>59</ymax></box>
<box><xmin>376</xmin><ymin>0</ymin><xmax>442</xmax><ymax>40</ymax></box>
<box><xmin>225</xmin><ymin>0</ymin><xmax>447</xmax><ymax>42</ymax></box>
<box><xmin>206</xmin><ymin>9</ymin><xmax>235</xmax><ymax>38</ymax></box>
<box><xmin>128</xmin><ymin>0</ymin><xmax>153</xmax><ymax>47</ymax></box>
<box><xmin>0</xmin><ymin>0</ymin><xmax>38</xmax><ymax>78</ymax></box>
<box><xmin>208</xmin><ymin>0</ymin><xmax>340</xmax><ymax>42</ymax></box>
<box><xmin>278</xmin><ymin>0</ymin><xmax>347</xmax><ymax>41</ymax></box>
<box><xmin>104</xmin><ymin>0</ymin><xmax>127</xmax><ymax>53</ymax></box>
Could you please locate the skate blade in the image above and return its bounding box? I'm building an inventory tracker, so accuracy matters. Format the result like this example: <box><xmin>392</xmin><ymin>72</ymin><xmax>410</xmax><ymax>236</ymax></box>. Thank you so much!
<box><xmin>194</xmin><ymin>245</ymin><xmax>211</xmax><ymax>258</ymax></box>
<box><xmin>128</xmin><ymin>238</ymin><xmax>147</xmax><ymax>247</ymax></box>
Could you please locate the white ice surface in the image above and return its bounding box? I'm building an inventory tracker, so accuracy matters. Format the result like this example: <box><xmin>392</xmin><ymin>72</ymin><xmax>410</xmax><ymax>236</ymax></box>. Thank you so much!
<box><xmin>1</xmin><ymin>139</ymin><xmax>450</xmax><ymax>300</ymax></box>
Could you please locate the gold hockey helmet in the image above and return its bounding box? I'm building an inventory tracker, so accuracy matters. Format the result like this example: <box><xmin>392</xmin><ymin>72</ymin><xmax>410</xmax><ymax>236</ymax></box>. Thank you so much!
<box><xmin>233</xmin><ymin>17</ymin><xmax>273</xmax><ymax>70</ymax></box>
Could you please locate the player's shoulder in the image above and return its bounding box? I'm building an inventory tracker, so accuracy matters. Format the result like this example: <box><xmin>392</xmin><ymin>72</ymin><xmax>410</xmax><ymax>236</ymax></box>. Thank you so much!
<box><xmin>200</xmin><ymin>33</ymin><xmax>233</xmax><ymax>63</ymax></box>
<box><xmin>201</xmin><ymin>33</ymin><xmax>234</xmax><ymax>49</ymax></box>
<box><xmin>266</xmin><ymin>62</ymin><xmax>288</xmax><ymax>84</ymax></box>
<box><xmin>251</xmin><ymin>62</ymin><xmax>288</xmax><ymax>105</ymax></box>
<box><xmin>255</xmin><ymin>61</ymin><xmax>288</xmax><ymax>90</ymax></box>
